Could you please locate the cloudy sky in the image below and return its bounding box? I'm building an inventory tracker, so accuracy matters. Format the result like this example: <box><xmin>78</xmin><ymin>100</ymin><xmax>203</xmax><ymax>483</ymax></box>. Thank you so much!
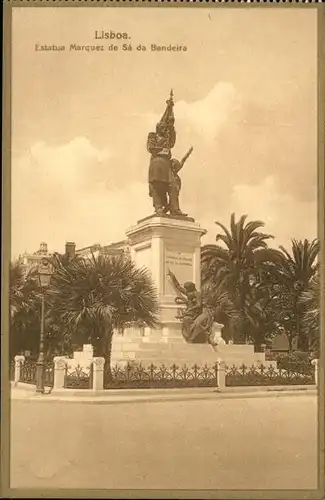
<box><xmin>11</xmin><ymin>7</ymin><xmax>318</xmax><ymax>258</ymax></box>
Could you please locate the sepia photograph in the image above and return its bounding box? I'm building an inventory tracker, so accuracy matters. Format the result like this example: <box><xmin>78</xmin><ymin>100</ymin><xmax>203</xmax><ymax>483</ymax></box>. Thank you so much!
<box><xmin>2</xmin><ymin>3</ymin><xmax>324</xmax><ymax>498</ymax></box>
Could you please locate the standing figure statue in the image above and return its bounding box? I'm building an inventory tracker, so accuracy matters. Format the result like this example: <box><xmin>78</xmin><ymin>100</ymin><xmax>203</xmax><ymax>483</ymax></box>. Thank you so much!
<box><xmin>163</xmin><ymin>147</ymin><xmax>193</xmax><ymax>215</ymax></box>
<box><xmin>147</xmin><ymin>90</ymin><xmax>193</xmax><ymax>217</ymax></box>
<box><xmin>167</xmin><ymin>269</ymin><xmax>215</xmax><ymax>343</ymax></box>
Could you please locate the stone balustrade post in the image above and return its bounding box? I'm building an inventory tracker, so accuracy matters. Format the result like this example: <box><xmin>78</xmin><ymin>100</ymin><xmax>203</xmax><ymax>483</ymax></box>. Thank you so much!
<box><xmin>53</xmin><ymin>356</ymin><xmax>67</xmax><ymax>390</ymax></box>
<box><xmin>311</xmin><ymin>359</ymin><xmax>319</xmax><ymax>386</ymax></box>
<box><xmin>209</xmin><ymin>322</ymin><xmax>226</xmax><ymax>349</ymax></box>
<box><xmin>14</xmin><ymin>355</ymin><xmax>25</xmax><ymax>386</ymax></box>
<box><xmin>92</xmin><ymin>357</ymin><xmax>105</xmax><ymax>391</ymax></box>
<box><xmin>216</xmin><ymin>359</ymin><xmax>226</xmax><ymax>390</ymax></box>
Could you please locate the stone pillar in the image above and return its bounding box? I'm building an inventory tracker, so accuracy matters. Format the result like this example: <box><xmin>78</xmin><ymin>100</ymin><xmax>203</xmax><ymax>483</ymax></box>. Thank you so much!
<box><xmin>53</xmin><ymin>356</ymin><xmax>67</xmax><ymax>390</ymax></box>
<box><xmin>216</xmin><ymin>359</ymin><xmax>226</xmax><ymax>390</ymax></box>
<box><xmin>311</xmin><ymin>359</ymin><xmax>319</xmax><ymax>386</ymax></box>
<box><xmin>126</xmin><ymin>215</ymin><xmax>206</xmax><ymax>327</ymax></box>
<box><xmin>210</xmin><ymin>322</ymin><xmax>226</xmax><ymax>348</ymax></box>
<box><xmin>92</xmin><ymin>357</ymin><xmax>105</xmax><ymax>391</ymax></box>
<box><xmin>14</xmin><ymin>355</ymin><xmax>25</xmax><ymax>386</ymax></box>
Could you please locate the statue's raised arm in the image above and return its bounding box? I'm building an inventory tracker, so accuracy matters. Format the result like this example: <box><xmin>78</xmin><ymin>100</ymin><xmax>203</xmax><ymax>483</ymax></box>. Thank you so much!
<box><xmin>167</xmin><ymin>268</ymin><xmax>187</xmax><ymax>298</ymax></box>
<box><xmin>180</xmin><ymin>146</ymin><xmax>193</xmax><ymax>167</ymax></box>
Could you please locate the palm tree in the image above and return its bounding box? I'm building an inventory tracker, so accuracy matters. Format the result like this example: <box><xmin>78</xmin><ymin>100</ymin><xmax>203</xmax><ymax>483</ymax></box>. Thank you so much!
<box><xmin>47</xmin><ymin>253</ymin><xmax>159</xmax><ymax>375</ymax></box>
<box><xmin>277</xmin><ymin>239</ymin><xmax>319</xmax><ymax>290</ymax></box>
<box><xmin>201</xmin><ymin>282</ymin><xmax>240</xmax><ymax>343</ymax></box>
<box><xmin>9</xmin><ymin>261</ymin><xmax>41</xmax><ymax>357</ymax></box>
<box><xmin>299</xmin><ymin>273</ymin><xmax>320</xmax><ymax>352</ymax></box>
<box><xmin>10</xmin><ymin>262</ymin><xmax>39</xmax><ymax>317</ymax></box>
<box><xmin>273</xmin><ymin>239</ymin><xmax>319</xmax><ymax>350</ymax></box>
<box><xmin>201</xmin><ymin>213</ymin><xmax>280</xmax><ymax>344</ymax></box>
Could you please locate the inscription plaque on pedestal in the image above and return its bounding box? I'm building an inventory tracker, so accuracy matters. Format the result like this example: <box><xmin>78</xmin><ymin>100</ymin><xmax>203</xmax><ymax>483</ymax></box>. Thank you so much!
<box><xmin>164</xmin><ymin>248</ymin><xmax>194</xmax><ymax>295</ymax></box>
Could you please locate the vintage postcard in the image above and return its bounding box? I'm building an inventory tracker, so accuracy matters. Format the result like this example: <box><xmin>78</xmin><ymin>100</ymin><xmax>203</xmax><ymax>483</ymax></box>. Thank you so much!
<box><xmin>2</xmin><ymin>2</ymin><xmax>324</xmax><ymax>499</ymax></box>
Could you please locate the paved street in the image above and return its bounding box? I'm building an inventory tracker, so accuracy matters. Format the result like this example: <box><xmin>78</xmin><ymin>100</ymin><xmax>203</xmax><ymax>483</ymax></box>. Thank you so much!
<box><xmin>11</xmin><ymin>394</ymin><xmax>318</xmax><ymax>490</ymax></box>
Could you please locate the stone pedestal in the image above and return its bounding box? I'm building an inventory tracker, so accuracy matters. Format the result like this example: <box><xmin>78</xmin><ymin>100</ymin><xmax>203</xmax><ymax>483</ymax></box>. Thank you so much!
<box><xmin>127</xmin><ymin>214</ymin><xmax>206</xmax><ymax>324</ymax></box>
<box><xmin>53</xmin><ymin>356</ymin><xmax>67</xmax><ymax>390</ymax></box>
<box><xmin>92</xmin><ymin>357</ymin><xmax>105</xmax><ymax>391</ymax></box>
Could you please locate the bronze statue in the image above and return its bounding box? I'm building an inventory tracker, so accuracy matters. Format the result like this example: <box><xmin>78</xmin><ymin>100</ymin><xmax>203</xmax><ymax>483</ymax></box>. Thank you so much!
<box><xmin>163</xmin><ymin>147</ymin><xmax>193</xmax><ymax>215</ymax></box>
<box><xmin>167</xmin><ymin>269</ymin><xmax>215</xmax><ymax>343</ymax></box>
<box><xmin>147</xmin><ymin>91</ymin><xmax>193</xmax><ymax>217</ymax></box>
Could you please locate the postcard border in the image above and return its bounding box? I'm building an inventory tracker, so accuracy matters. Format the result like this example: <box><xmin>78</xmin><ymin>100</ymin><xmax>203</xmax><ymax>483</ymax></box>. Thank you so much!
<box><xmin>1</xmin><ymin>2</ymin><xmax>324</xmax><ymax>499</ymax></box>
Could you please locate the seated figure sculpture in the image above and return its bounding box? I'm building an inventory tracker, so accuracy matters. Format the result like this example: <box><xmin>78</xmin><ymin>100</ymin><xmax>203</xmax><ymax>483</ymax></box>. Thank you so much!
<box><xmin>167</xmin><ymin>269</ymin><xmax>215</xmax><ymax>343</ymax></box>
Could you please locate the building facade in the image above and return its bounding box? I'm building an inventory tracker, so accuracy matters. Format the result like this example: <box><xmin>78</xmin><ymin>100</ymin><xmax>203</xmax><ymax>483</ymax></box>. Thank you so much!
<box><xmin>18</xmin><ymin>239</ymin><xmax>130</xmax><ymax>273</ymax></box>
<box><xmin>18</xmin><ymin>242</ymin><xmax>52</xmax><ymax>273</ymax></box>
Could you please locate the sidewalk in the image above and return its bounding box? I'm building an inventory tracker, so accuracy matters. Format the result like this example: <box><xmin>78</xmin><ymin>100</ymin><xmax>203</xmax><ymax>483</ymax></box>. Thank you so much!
<box><xmin>10</xmin><ymin>382</ymin><xmax>317</xmax><ymax>404</ymax></box>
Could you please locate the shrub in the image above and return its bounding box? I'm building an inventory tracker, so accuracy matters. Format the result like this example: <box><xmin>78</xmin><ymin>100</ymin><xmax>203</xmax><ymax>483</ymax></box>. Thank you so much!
<box><xmin>276</xmin><ymin>351</ymin><xmax>313</xmax><ymax>375</ymax></box>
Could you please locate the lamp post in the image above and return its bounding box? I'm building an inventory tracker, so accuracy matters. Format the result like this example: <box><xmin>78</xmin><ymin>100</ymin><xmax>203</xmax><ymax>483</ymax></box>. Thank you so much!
<box><xmin>36</xmin><ymin>258</ymin><xmax>52</xmax><ymax>394</ymax></box>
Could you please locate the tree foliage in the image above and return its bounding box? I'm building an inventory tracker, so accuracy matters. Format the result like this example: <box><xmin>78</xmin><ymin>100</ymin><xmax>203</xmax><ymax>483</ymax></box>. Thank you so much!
<box><xmin>299</xmin><ymin>273</ymin><xmax>320</xmax><ymax>353</ymax></box>
<box><xmin>201</xmin><ymin>215</ymin><xmax>320</xmax><ymax>350</ymax></box>
<box><xmin>10</xmin><ymin>218</ymin><xmax>320</xmax><ymax>359</ymax></box>
<box><xmin>9</xmin><ymin>261</ymin><xmax>41</xmax><ymax>358</ymax></box>
<box><xmin>270</xmin><ymin>239</ymin><xmax>320</xmax><ymax>350</ymax></box>
<box><xmin>46</xmin><ymin>253</ymin><xmax>159</xmax><ymax>370</ymax></box>
<box><xmin>201</xmin><ymin>213</ymin><xmax>282</xmax><ymax>345</ymax></box>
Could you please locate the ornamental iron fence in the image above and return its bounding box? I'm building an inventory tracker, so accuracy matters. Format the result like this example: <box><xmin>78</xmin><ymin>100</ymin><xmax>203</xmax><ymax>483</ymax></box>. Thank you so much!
<box><xmin>104</xmin><ymin>361</ymin><xmax>315</xmax><ymax>389</ymax></box>
<box><xmin>64</xmin><ymin>363</ymin><xmax>93</xmax><ymax>389</ymax></box>
<box><xmin>44</xmin><ymin>361</ymin><xmax>55</xmax><ymax>387</ymax></box>
<box><xmin>18</xmin><ymin>360</ymin><xmax>54</xmax><ymax>387</ymax></box>
<box><xmin>15</xmin><ymin>358</ymin><xmax>315</xmax><ymax>390</ymax></box>
<box><xmin>105</xmin><ymin>363</ymin><xmax>219</xmax><ymax>389</ymax></box>
<box><xmin>225</xmin><ymin>363</ymin><xmax>314</xmax><ymax>386</ymax></box>
<box><xmin>19</xmin><ymin>360</ymin><xmax>37</xmax><ymax>385</ymax></box>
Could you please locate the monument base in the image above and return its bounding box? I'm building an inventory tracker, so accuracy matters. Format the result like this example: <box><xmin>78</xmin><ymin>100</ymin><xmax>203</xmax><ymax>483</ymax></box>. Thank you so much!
<box><xmin>111</xmin><ymin>331</ymin><xmax>218</xmax><ymax>368</ymax></box>
<box><xmin>121</xmin><ymin>215</ymin><xmax>275</xmax><ymax>368</ymax></box>
<box><xmin>137</xmin><ymin>213</ymin><xmax>195</xmax><ymax>224</ymax></box>
<box><xmin>125</xmin><ymin>214</ymin><xmax>206</xmax><ymax>324</ymax></box>
<box><xmin>111</xmin><ymin>323</ymin><xmax>275</xmax><ymax>368</ymax></box>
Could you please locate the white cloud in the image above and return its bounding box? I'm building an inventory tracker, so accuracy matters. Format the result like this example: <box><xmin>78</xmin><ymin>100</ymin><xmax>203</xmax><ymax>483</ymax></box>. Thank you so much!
<box><xmin>74</xmin><ymin>181</ymin><xmax>151</xmax><ymax>245</ymax></box>
<box><xmin>138</xmin><ymin>83</ymin><xmax>241</xmax><ymax>143</ymax></box>
<box><xmin>174</xmin><ymin>83</ymin><xmax>241</xmax><ymax>142</ymax></box>
<box><xmin>11</xmin><ymin>138</ymin><xmax>150</xmax><ymax>257</ymax></box>
<box><xmin>12</xmin><ymin>138</ymin><xmax>317</xmax><ymax>260</ymax></box>
<box><xmin>201</xmin><ymin>175</ymin><xmax>317</xmax><ymax>249</ymax></box>
<box><xmin>27</xmin><ymin>137</ymin><xmax>111</xmax><ymax>190</ymax></box>
<box><xmin>11</xmin><ymin>100</ymin><xmax>316</xmax><ymax>260</ymax></box>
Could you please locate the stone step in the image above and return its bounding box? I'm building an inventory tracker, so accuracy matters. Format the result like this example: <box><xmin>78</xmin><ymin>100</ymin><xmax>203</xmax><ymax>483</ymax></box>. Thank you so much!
<box><xmin>113</xmin><ymin>350</ymin><xmax>217</xmax><ymax>360</ymax></box>
<box><xmin>115</xmin><ymin>346</ymin><xmax>259</xmax><ymax>361</ymax></box>
<box><xmin>142</xmin><ymin>338</ymin><xmax>185</xmax><ymax>344</ymax></box>
<box><xmin>113</xmin><ymin>349</ymin><xmax>217</xmax><ymax>359</ymax></box>
<box><xmin>111</xmin><ymin>339</ymin><xmax>273</xmax><ymax>369</ymax></box>
<box><xmin>112</xmin><ymin>336</ymin><xmax>144</xmax><ymax>343</ymax></box>
<box><xmin>216</xmin><ymin>345</ymin><xmax>255</xmax><ymax>354</ymax></box>
<box><xmin>113</xmin><ymin>337</ymin><xmax>257</xmax><ymax>351</ymax></box>
<box><xmin>213</xmin><ymin>353</ymin><xmax>266</xmax><ymax>361</ymax></box>
<box><xmin>114</xmin><ymin>349</ymin><xmax>217</xmax><ymax>360</ymax></box>
<box><xmin>112</xmin><ymin>342</ymin><xmax>146</xmax><ymax>352</ymax></box>
<box><xmin>111</xmin><ymin>355</ymin><xmax>276</xmax><ymax>370</ymax></box>
<box><xmin>113</xmin><ymin>348</ymin><xmax>261</xmax><ymax>358</ymax></box>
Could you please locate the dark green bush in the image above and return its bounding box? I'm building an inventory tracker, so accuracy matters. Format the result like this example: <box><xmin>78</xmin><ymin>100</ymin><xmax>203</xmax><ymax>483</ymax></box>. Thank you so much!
<box><xmin>276</xmin><ymin>351</ymin><xmax>313</xmax><ymax>375</ymax></box>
